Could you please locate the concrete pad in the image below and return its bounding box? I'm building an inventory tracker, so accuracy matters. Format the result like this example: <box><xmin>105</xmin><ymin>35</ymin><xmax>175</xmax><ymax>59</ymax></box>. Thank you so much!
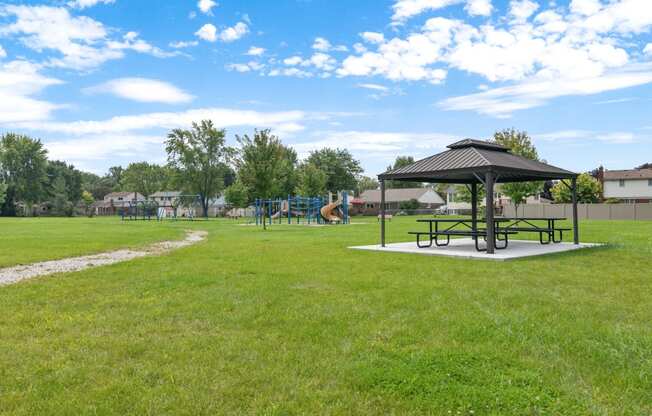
<box><xmin>349</xmin><ymin>238</ymin><xmax>602</xmax><ymax>261</ymax></box>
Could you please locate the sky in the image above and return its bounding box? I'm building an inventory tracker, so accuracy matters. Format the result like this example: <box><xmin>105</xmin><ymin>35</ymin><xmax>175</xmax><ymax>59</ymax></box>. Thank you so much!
<box><xmin>0</xmin><ymin>0</ymin><xmax>651</xmax><ymax>176</ymax></box>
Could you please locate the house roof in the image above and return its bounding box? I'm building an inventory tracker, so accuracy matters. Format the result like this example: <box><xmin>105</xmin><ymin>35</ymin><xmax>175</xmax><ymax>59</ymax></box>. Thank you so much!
<box><xmin>361</xmin><ymin>188</ymin><xmax>444</xmax><ymax>204</ymax></box>
<box><xmin>603</xmin><ymin>169</ymin><xmax>652</xmax><ymax>180</ymax></box>
<box><xmin>104</xmin><ymin>192</ymin><xmax>142</xmax><ymax>199</ymax></box>
<box><xmin>378</xmin><ymin>139</ymin><xmax>577</xmax><ymax>184</ymax></box>
<box><xmin>150</xmin><ymin>191</ymin><xmax>182</xmax><ymax>197</ymax></box>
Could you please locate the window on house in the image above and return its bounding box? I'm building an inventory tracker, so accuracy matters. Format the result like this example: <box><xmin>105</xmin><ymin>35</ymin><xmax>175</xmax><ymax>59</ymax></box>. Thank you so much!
<box><xmin>619</xmin><ymin>179</ymin><xmax>625</xmax><ymax>187</ymax></box>
<box><xmin>648</xmin><ymin>179</ymin><xmax>652</xmax><ymax>187</ymax></box>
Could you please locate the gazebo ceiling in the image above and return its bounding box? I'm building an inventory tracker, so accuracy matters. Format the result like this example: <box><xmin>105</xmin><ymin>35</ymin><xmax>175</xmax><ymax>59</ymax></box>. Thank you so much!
<box><xmin>378</xmin><ymin>139</ymin><xmax>577</xmax><ymax>184</ymax></box>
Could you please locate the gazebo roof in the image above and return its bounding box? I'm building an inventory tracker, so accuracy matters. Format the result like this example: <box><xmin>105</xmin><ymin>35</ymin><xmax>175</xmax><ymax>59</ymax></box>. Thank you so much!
<box><xmin>378</xmin><ymin>139</ymin><xmax>577</xmax><ymax>184</ymax></box>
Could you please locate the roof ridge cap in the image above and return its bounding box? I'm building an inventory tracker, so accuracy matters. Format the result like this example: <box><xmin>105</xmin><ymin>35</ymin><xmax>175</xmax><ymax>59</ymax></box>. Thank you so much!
<box><xmin>470</xmin><ymin>146</ymin><xmax>491</xmax><ymax>165</ymax></box>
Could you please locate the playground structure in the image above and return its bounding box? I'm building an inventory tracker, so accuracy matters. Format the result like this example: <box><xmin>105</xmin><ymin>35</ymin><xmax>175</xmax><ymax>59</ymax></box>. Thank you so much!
<box><xmin>255</xmin><ymin>192</ymin><xmax>349</xmax><ymax>226</ymax></box>
<box><xmin>120</xmin><ymin>194</ymin><xmax>203</xmax><ymax>221</ymax></box>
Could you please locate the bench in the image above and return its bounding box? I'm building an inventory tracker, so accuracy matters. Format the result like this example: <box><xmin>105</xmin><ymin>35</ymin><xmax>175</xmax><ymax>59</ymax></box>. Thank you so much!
<box><xmin>496</xmin><ymin>227</ymin><xmax>571</xmax><ymax>244</ymax></box>
<box><xmin>408</xmin><ymin>229</ymin><xmax>517</xmax><ymax>252</ymax></box>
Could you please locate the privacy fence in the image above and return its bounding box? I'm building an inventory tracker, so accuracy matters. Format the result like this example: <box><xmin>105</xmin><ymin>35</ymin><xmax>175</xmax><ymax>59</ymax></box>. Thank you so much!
<box><xmin>502</xmin><ymin>203</ymin><xmax>652</xmax><ymax>221</ymax></box>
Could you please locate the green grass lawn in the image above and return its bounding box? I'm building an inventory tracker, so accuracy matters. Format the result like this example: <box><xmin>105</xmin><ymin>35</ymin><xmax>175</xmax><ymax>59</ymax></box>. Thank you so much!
<box><xmin>1</xmin><ymin>216</ymin><xmax>651</xmax><ymax>415</ymax></box>
<box><xmin>0</xmin><ymin>217</ymin><xmax>186</xmax><ymax>267</ymax></box>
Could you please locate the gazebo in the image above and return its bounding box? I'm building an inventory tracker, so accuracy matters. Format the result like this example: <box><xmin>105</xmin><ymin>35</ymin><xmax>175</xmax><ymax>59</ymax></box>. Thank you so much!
<box><xmin>377</xmin><ymin>139</ymin><xmax>579</xmax><ymax>254</ymax></box>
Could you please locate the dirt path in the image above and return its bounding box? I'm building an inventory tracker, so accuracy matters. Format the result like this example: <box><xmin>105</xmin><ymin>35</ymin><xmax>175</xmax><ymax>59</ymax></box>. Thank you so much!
<box><xmin>0</xmin><ymin>230</ymin><xmax>208</xmax><ymax>287</ymax></box>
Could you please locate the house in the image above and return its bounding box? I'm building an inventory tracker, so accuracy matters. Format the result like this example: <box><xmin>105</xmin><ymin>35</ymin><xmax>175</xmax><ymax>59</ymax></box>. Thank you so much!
<box><xmin>92</xmin><ymin>192</ymin><xmax>145</xmax><ymax>215</ymax></box>
<box><xmin>150</xmin><ymin>191</ymin><xmax>181</xmax><ymax>207</ymax></box>
<box><xmin>601</xmin><ymin>168</ymin><xmax>652</xmax><ymax>203</ymax></box>
<box><xmin>360</xmin><ymin>188</ymin><xmax>445</xmax><ymax>215</ymax></box>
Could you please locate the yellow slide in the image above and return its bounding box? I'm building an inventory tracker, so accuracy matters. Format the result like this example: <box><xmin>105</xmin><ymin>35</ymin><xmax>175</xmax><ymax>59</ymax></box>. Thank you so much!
<box><xmin>320</xmin><ymin>200</ymin><xmax>342</xmax><ymax>223</ymax></box>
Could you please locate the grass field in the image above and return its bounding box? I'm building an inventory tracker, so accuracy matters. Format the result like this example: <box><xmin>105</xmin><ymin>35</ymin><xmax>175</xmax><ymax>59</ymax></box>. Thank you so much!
<box><xmin>1</xmin><ymin>216</ymin><xmax>651</xmax><ymax>415</ymax></box>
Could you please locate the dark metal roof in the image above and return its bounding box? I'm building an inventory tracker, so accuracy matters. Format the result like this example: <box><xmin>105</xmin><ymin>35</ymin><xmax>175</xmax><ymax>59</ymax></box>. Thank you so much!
<box><xmin>379</xmin><ymin>139</ymin><xmax>577</xmax><ymax>184</ymax></box>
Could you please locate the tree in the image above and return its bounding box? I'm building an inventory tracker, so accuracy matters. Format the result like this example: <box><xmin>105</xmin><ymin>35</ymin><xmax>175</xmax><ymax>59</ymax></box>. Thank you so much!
<box><xmin>296</xmin><ymin>163</ymin><xmax>327</xmax><ymax>196</ymax></box>
<box><xmin>635</xmin><ymin>163</ymin><xmax>652</xmax><ymax>170</ymax></box>
<box><xmin>52</xmin><ymin>176</ymin><xmax>70</xmax><ymax>216</ymax></box>
<box><xmin>47</xmin><ymin>160</ymin><xmax>82</xmax><ymax>204</ymax></box>
<box><xmin>122</xmin><ymin>162</ymin><xmax>169</xmax><ymax>198</ymax></box>
<box><xmin>107</xmin><ymin>166</ymin><xmax>124</xmax><ymax>190</ymax></box>
<box><xmin>236</xmin><ymin>129</ymin><xmax>287</xmax><ymax>230</ymax></box>
<box><xmin>81</xmin><ymin>172</ymin><xmax>115</xmax><ymax>200</ymax></box>
<box><xmin>278</xmin><ymin>147</ymin><xmax>298</xmax><ymax>196</ymax></box>
<box><xmin>399</xmin><ymin>198</ymin><xmax>420</xmax><ymax>210</ymax></box>
<box><xmin>551</xmin><ymin>173</ymin><xmax>602</xmax><ymax>203</ymax></box>
<box><xmin>455</xmin><ymin>184</ymin><xmax>484</xmax><ymax>203</ymax></box>
<box><xmin>166</xmin><ymin>120</ymin><xmax>234</xmax><ymax>218</ymax></box>
<box><xmin>304</xmin><ymin>148</ymin><xmax>362</xmax><ymax>193</ymax></box>
<box><xmin>386</xmin><ymin>156</ymin><xmax>423</xmax><ymax>189</ymax></box>
<box><xmin>0</xmin><ymin>133</ymin><xmax>48</xmax><ymax>216</ymax></box>
<box><xmin>81</xmin><ymin>191</ymin><xmax>95</xmax><ymax>217</ymax></box>
<box><xmin>355</xmin><ymin>175</ymin><xmax>379</xmax><ymax>196</ymax></box>
<box><xmin>493</xmin><ymin>128</ymin><xmax>543</xmax><ymax>215</ymax></box>
<box><xmin>224</xmin><ymin>180</ymin><xmax>249</xmax><ymax>208</ymax></box>
<box><xmin>0</xmin><ymin>181</ymin><xmax>6</xmax><ymax>214</ymax></box>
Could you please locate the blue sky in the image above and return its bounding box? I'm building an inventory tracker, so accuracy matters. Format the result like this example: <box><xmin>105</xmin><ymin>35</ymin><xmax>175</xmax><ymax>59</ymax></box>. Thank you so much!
<box><xmin>0</xmin><ymin>0</ymin><xmax>651</xmax><ymax>176</ymax></box>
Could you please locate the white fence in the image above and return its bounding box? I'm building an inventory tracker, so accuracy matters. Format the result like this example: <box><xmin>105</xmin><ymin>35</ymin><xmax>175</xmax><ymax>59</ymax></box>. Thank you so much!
<box><xmin>502</xmin><ymin>203</ymin><xmax>652</xmax><ymax>220</ymax></box>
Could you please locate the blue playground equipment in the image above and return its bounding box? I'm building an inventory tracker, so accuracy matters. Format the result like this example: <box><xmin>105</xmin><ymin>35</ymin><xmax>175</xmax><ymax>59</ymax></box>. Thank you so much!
<box><xmin>254</xmin><ymin>193</ymin><xmax>349</xmax><ymax>226</ymax></box>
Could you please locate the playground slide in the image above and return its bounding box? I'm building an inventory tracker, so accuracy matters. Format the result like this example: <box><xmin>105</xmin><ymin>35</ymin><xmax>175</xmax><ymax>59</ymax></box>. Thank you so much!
<box><xmin>320</xmin><ymin>201</ymin><xmax>342</xmax><ymax>223</ymax></box>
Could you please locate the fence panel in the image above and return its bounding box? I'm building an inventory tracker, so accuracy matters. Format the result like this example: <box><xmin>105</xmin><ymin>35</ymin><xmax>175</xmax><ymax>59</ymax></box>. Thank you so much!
<box><xmin>501</xmin><ymin>203</ymin><xmax>652</xmax><ymax>220</ymax></box>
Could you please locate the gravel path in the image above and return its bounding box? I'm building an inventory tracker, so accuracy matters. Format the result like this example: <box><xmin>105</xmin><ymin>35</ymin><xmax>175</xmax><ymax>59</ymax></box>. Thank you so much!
<box><xmin>0</xmin><ymin>230</ymin><xmax>208</xmax><ymax>287</ymax></box>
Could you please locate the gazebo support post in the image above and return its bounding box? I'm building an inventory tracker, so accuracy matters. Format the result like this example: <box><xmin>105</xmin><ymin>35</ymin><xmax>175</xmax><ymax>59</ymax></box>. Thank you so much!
<box><xmin>572</xmin><ymin>176</ymin><xmax>579</xmax><ymax>245</ymax></box>
<box><xmin>471</xmin><ymin>182</ymin><xmax>478</xmax><ymax>239</ymax></box>
<box><xmin>380</xmin><ymin>179</ymin><xmax>386</xmax><ymax>247</ymax></box>
<box><xmin>485</xmin><ymin>171</ymin><xmax>495</xmax><ymax>254</ymax></box>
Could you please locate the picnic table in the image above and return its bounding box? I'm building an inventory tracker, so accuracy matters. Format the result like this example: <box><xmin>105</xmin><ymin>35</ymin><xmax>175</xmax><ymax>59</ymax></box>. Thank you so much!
<box><xmin>493</xmin><ymin>217</ymin><xmax>570</xmax><ymax>244</ymax></box>
<box><xmin>409</xmin><ymin>219</ymin><xmax>516</xmax><ymax>252</ymax></box>
<box><xmin>409</xmin><ymin>217</ymin><xmax>571</xmax><ymax>252</ymax></box>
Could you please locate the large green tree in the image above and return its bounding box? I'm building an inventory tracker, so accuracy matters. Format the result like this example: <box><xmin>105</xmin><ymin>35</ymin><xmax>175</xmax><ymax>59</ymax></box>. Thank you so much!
<box><xmin>236</xmin><ymin>129</ymin><xmax>287</xmax><ymax>229</ymax></box>
<box><xmin>304</xmin><ymin>148</ymin><xmax>362</xmax><ymax>193</ymax></box>
<box><xmin>295</xmin><ymin>163</ymin><xmax>327</xmax><ymax>197</ymax></box>
<box><xmin>46</xmin><ymin>160</ymin><xmax>82</xmax><ymax>204</ymax></box>
<box><xmin>493</xmin><ymin>128</ymin><xmax>543</xmax><ymax>215</ymax></box>
<box><xmin>551</xmin><ymin>173</ymin><xmax>602</xmax><ymax>203</ymax></box>
<box><xmin>122</xmin><ymin>162</ymin><xmax>170</xmax><ymax>198</ymax></box>
<box><xmin>166</xmin><ymin>120</ymin><xmax>234</xmax><ymax>217</ymax></box>
<box><xmin>385</xmin><ymin>156</ymin><xmax>423</xmax><ymax>189</ymax></box>
<box><xmin>0</xmin><ymin>133</ymin><xmax>48</xmax><ymax>216</ymax></box>
<box><xmin>224</xmin><ymin>180</ymin><xmax>249</xmax><ymax>209</ymax></box>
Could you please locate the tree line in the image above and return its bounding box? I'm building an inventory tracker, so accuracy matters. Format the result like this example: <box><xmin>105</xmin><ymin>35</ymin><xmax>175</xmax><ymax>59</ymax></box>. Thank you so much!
<box><xmin>0</xmin><ymin>121</ymin><xmax>380</xmax><ymax>217</ymax></box>
<box><xmin>0</xmin><ymin>124</ymin><xmax>603</xmax><ymax>217</ymax></box>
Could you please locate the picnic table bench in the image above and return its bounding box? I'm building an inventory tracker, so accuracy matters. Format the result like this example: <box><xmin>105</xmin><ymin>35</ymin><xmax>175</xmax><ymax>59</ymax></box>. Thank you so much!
<box><xmin>409</xmin><ymin>219</ymin><xmax>517</xmax><ymax>252</ymax></box>
<box><xmin>493</xmin><ymin>217</ymin><xmax>571</xmax><ymax>244</ymax></box>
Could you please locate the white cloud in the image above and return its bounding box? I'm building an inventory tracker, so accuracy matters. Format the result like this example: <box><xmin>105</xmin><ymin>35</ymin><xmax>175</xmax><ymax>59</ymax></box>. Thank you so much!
<box><xmin>46</xmin><ymin>134</ymin><xmax>163</xmax><ymax>162</ymax></box>
<box><xmin>439</xmin><ymin>64</ymin><xmax>652</xmax><ymax>117</ymax></box>
<box><xmin>246</xmin><ymin>46</ymin><xmax>265</xmax><ymax>56</ymax></box>
<box><xmin>67</xmin><ymin>0</ymin><xmax>114</xmax><ymax>9</ymax></box>
<box><xmin>313</xmin><ymin>37</ymin><xmax>332</xmax><ymax>51</ymax></box>
<box><xmin>195</xmin><ymin>22</ymin><xmax>249</xmax><ymax>44</ymax></box>
<box><xmin>218</xmin><ymin>22</ymin><xmax>249</xmax><ymax>42</ymax></box>
<box><xmin>85</xmin><ymin>78</ymin><xmax>194</xmax><ymax>104</ymax></box>
<box><xmin>195</xmin><ymin>24</ymin><xmax>217</xmax><ymax>42</ymax></box>
<box><xmin>169</xmin><ymin>40</ymin><xmax>199</xmax><ymax>49</ymax></box>
<box><xmin>197</xmin><ymin>0</ymin><xmax>217</xmax><ymax>15</ymax></box>
<box><xmin>391</xmin><ymin>0</ymin><xmax>463</xmax><ymax>22</ymax></box>
<box><xmin>283</xmin><ymin>56</ymin><xmax>304</xmax><ymax>66</ymax></box>
<box><xmin>536</xmin><ymin>129</ymin><xmax>641</xmax><ymax>144</ymax></box>
<box><xmin>509</xmin><ymin>0</ymin><xmax>539</xmax><ymax>22</ymax></box>
<box><xmin>465</xmin><ymin>0</ymin><xmax>492</xmax><ymax>16</ymax></box>
<box><xmin>391</xmin><ymin>0</ymin><xmax>492</xmax><ymax>21</ymax></box>
<box><xmin>226</xmin><ymin>61</ymin><xmax>264</xmax><ymax>73</ymax></box>
<box><xmin>0</xmin><ymin>44</ymin><xmax>6</xmax><ymax>58</ymax></box>
<box><xmin>645</xmin><ymin>43</ymin><xmax>652</xmax><ymax>55</ymax></box>
<box><xmin>361</xmin><ymin>32</ymin><xmax>385</xmax><ymax>44</ymax></box>
<box><xmin>0</xmin><ymin>60</ymin><xmax>62</xmax><ymax>124</ymax></box>
<box><xmin>16</xmin><ymin>108</ymin><xmax>309</xmax><ymax>136</ymax></box>
<box><xmin>293</xmin><ymin>130</ymin><xmax>456</xmax><ymax>158</ymax></box>
<box><xmin>0</xmin><ymin>5</ymin><xmax>176</xmax><ymax>70</ymax></box>
<box><xmin>569</xmin><ymin>0</ymin><xmax>602</xmax><ymax>16</ymax></box>
<box><xmin>357</xmin><ymin>83</ymin><xmax>390</xmax><ymax>92</ymax></box>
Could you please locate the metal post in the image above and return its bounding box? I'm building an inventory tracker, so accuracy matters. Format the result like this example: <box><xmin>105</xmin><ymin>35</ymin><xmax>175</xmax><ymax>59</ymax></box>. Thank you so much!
<box><xmin>572</xmin><ymin>176</ymin><xmax>579</xmax><ymax>244</ymax></box>
<box><xmin>380</xmin><ymin>179</ymin><xmax>386</xmax><ymax>247</ymax></box>
<box><xmin>485</xmin><ymin>171</ymin><xmax>495</xmax><ymax>254</ymax></box>
<box><xmin>288</xmin><ymin>195</ymin><xmax>291</xmax><ymax>224</ymax></box>
<box><xmin>471</xmin><ymin>182</ymin><xmax>478</xmax><ymax>239</ymax></box>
